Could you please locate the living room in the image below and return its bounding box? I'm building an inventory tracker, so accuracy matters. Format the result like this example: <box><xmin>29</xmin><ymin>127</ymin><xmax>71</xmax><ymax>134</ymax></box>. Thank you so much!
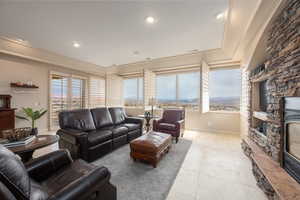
<box><xmin>0</xmin><ymin>0</ymin><xmax>299</xmax><ymax>200</ymax></box>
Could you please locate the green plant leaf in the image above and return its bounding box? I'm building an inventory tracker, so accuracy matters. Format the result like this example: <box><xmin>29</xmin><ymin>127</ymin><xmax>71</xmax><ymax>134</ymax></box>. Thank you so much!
<box><xmin>15</xmin><ymin>115</ymin><xmax>29</xmax><ymax>121</ymax></box>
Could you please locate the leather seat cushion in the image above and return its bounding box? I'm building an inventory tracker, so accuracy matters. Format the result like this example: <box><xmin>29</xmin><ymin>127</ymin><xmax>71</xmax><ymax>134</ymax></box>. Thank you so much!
<box><xmin>158</xmin><ymin>123</ymin><xmax>176</xmax><ymax>131</ymax></box>
<box><xmin>124</xmin><ymin>123</ymin><xmax>140</xmax><ymax>131</ymax></box>
<box><xmin>112</xmin><ymin>125</ymin><xmax>128</xmax><ymax>138</ymax></box>
<box><xmin>41</xmin><ymin>159</ymin><xmax>109</xmax><ymax>196</ymax></box>
<box><xmin>87</xmin><ymin>130</ymin><xmax>113</xmax><ymax>146</ymax></box>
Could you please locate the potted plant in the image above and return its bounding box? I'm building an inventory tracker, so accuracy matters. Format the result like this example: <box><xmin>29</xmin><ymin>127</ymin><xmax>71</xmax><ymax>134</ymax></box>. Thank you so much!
<box><xmin>16</xmin><ymin>107</ymin><xmax>47</xmax><ymax>135</ymax></box>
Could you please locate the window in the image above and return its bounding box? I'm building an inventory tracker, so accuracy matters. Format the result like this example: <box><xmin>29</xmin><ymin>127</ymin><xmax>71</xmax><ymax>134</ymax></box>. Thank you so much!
<box><xmin>209</xmin><ymin>68</ymin><xmax>241</xmax><ymax>111</ymax></box>
<box><xmin>89</xmin><ymin>77</ymin><xmax>106</xmax><ymax>108</ymax></box>
<box><xmin>50</xmin><ymin>73</ymin><xmax>87</xmax><ymax>129</ymax></box>
<box><xmin>156</xmin><ymin>71</ymin><xmax>200</xmax><ymax>109</ymax></box>
<box><xmin>71</xmin><ymin>78</ymin><xmax>86</xmax><ymax>109</ymax></box>
<box><xmin>123</xmin><ymin>77</ymin><xmax>143</xmax><ymax>106</ymax></box>
<box><xmin>50</xmin><ymin>74</ymin><xmax>68</xmax><ymax>128</ymax></box>
<box><xmin>156</xmin><ymin>75</ymin><xmax>176</xmax><ymax>105</ymax></box>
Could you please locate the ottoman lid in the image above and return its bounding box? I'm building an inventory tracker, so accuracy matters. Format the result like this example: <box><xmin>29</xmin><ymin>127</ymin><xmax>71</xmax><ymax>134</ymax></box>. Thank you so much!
<box><xmin>130</xmin><ymin>131</ymin><xmax>171</xmax><ymax>153</ymax></box>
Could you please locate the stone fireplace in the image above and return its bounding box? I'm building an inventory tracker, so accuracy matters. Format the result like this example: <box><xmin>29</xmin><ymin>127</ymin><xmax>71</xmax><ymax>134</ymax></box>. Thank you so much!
<box><xmin>242</xmin><ymin>0</ymin><xmax>300</xmax><ymax>199</ymax></box>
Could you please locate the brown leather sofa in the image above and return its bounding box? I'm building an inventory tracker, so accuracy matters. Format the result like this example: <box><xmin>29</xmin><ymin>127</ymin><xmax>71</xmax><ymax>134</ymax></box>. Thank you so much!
<box><xmin>57</xmin><ymin>107</ymin><xmax>143</xmax><ymax>162</ymax></box>
<box><xmin>153</xmin><ymin>109</ymin><xmax>185</xmax><ymax>143</ymax></box>
<box><xmin>0</xmin><ymin>145</ymin><xmax>116</xmax><ymax>200</ymax></box>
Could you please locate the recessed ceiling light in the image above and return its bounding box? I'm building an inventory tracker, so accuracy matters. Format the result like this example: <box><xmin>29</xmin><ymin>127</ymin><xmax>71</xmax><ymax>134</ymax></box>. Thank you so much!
<box><xmin>216</xmin><ymin>12</ymin><xmax>225</xmax><ymax>20</ymax></box>
<box><xmin>73</xmin><ymin>42</ymin><xmax>80</xmax><ymax>48</ymax></box>
<box><xmin>145</xmin><ymin>16</ymin><xmax>155</xmax><ymax>24</ymax></box>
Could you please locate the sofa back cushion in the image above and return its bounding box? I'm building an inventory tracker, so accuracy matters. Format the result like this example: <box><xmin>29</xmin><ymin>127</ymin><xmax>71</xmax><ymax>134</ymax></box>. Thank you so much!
<box><xmin>0</xmin><ymin>145</ymin><xmax>31</xmax><ymax>200</ymax></box>
<box><xmin>109</xmin><ymin>107</ymin><xmax>126</xmax><ymax>125</ymax></box>
<box><xmin>163</xmin><ymin>109</ymin><xmax>184</xmax><ymax>124</ymax></box>
<box><xmin>91</xmin><ymin>108</ymin><xmax>114</xmax><ymax>129</ymax></box>
<box><xmin>59</xmin><ymin>109</ymin><xmax>96</xmax><ymax>131</ymax></box>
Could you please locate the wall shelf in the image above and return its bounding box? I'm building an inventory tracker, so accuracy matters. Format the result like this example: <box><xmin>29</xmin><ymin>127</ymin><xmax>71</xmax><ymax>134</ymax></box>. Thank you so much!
<box><xmin>10</xmin><ymin>83</ymin><xmax>39</xmax><ymax>89</ymax></box>
<box><xmin>250</xmin><ymin>70</ymin><xmax>276</xmax><ymax>83</ymax></box>
<box><xmin>253</xmin><ymin>111</ymin><xmax>269</xmax><ymax>121</ymax></box>
<box><xmin>252</xmin><ymin>111</ymin><xmax>281</xmax><ymax>124</ymax></box>
<box><xmin>251</xmin><ymin>127</ymin><xmax>267</xmax><ymax>139</ymax></box>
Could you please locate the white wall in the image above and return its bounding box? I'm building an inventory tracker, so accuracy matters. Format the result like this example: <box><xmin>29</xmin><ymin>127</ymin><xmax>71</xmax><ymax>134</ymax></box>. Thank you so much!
<box><xmin>125</xmin><ymin>107</ymin><xmax>240</xmax><ymax>134</ymax></box>
<box><xmin>0</xmin><ymin>53</ymin><xmax>102</xmax><ymax>131</ymax></box>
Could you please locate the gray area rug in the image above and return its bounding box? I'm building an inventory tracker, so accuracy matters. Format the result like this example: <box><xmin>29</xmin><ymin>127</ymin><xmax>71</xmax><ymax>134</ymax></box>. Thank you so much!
<box><xmin>93</xmin><ymin>139</ymin><xmax>192</xmax><ymax>200</ymax></box>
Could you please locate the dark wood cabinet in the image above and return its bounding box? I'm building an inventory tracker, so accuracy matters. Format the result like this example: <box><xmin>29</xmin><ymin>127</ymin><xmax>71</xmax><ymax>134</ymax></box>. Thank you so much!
<box><xmin>0</xmin><ymin>109</ymin><xmax>15</xmax><ymax>134</ymax></box>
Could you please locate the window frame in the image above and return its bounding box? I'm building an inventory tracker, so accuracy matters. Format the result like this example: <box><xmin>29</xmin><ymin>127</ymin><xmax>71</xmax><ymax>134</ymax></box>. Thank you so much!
<box><xmin>155</xmin><ymin>71</ymin><xmax>201</xmax><ymax>110</ymax></box>
<box><xmin>208</xmin><ymin>66</ymin><xmax>241</xmax><ymax>113</ymax></box>
<box><xmin>123</xmin><ymin>77</ymin><xmax>144</xmax><ymax>107</ymax></box>
<box><xmin>89</xmin><ymin>76</ymin><xmax>106</xmax><ymax>108</ymax></box>
<box><xmin>49</xmin><ymin>71</ymin><xmax>88</xmax><ymax>130</ymax></box>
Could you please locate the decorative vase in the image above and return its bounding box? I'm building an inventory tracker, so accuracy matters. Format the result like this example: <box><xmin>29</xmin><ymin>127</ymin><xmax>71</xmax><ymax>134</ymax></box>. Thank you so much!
<box><xmin>31</xmin><ymin>128</ymin><xmax>38</xmax><ymax>136</ymax></box>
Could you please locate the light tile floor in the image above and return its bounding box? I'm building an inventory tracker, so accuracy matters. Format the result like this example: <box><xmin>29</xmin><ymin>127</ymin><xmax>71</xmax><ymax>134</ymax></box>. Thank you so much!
<box><xmin>35</xmin><ymin>130</ymin><xmax>267</xmax><ymax>200</ymax></box>
<box><xmin>166</xmin><ymin>130</ymin><xmax>267</xmax><ymax>200</ymax></box>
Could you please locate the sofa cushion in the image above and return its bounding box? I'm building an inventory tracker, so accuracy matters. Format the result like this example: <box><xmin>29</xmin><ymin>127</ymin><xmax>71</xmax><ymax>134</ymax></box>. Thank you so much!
<box><xmin>159</xmin><ymin>123</ymin><xmax>176</xmax><ymax>131</ymax></box>
<box><xmin>91</xmin><ymin>108</ymin><xmax>114</xmax><ymax>129</ymax></box>
<box><xmin>59</xmin><ymin>109</ymin><xmax>96</xmax><ymax>131</ymax></box>
<box><xmin>87</xmin><ymin>130</ymin><xmax>113</xmax><ymax>146</ymax></box>
<box><xmin>124</xmin><ymin>123</ymin><xmax>140</xmax><ymax>131</ymax></box>
<box><xmin>112</xmin><ymin>125</ymin><xmax>128</xmax><ymax>138</ymax></box>
<box><xmin>109</xmin><ymin>107</ymin><xmax>126</xmax><ymax>125</ymax></box>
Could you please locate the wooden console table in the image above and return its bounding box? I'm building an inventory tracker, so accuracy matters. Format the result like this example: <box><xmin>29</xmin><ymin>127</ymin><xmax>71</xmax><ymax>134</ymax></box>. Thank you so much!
<box><xmin>8</xmin><ymin>135</ymin><xmax>59</xmax><ymax>162</ymax></box>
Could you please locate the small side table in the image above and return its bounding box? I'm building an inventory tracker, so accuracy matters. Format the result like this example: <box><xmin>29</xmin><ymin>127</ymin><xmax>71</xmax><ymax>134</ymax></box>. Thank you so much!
<box><xmin>138</xmin><ymin>115</ymin><xmax>159</xmax><ymax>132</ymax></box>
<box><xmin>8</xmin><ymin>135</ymin><xmax>59</xmax><ymax>162</ymax></box>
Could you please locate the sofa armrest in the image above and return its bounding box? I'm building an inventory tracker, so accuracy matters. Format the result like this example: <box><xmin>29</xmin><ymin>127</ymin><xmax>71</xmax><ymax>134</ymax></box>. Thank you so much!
<box><xmin>125</xmin><ymin>117</ymin><xmax>144</xmax><ymax>126</ymax></box>
<box><xmin>25</xmin><ymin>149</ymin><xmax>73</xmax><ymax>182</ymax></box>
<box><xmin>57</xmin><ymin>129</ymin><xmax>89</xmax><ymax>160</ymax></box>
<box><xmin>48</xmin><ymin>166</ymin><xmax>113</xmax><ymax>200</ymax></box>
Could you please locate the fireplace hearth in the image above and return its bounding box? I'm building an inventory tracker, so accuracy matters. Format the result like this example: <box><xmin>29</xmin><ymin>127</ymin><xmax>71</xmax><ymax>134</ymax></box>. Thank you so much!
<box><xmin>283</xmin><ymin>97</ymin><xmax>300</xmax><ymax>183</ymax></box>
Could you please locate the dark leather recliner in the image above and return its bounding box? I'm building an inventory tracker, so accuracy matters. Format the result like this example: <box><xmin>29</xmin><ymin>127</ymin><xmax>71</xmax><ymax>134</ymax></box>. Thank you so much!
<box><xmin>0</xmin><ymin>145</ymin><xmax>116</xmax><ymax>200</ymax></box>
<box><xmin>153</xmin><ymin>109</ymin><xmax>185</xmax><ymax>143</ymax></box>
<box><xmin>57</xmin><ymin>107</ymin><xmax>143</xmax><ymax>162</ymax></box>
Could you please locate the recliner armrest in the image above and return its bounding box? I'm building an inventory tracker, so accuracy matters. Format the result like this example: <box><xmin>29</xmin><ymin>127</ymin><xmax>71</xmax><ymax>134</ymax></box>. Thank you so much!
<box><xmin>57</xmin><ymin>129</ymin><xmax>88</xmax><ymax>145</ymax></box>
<box><xmin>125</xmin><ymin>117</ymin><xmax>144</xmax><ymax>126</ymax></box>
<box><xmin>48</xmin><ymin>166</ymin><xmax>111</xmax><ymax>200</ymax></box>
<box><xmin>25</xmin><ymin>149</ymin><xmax>73</xmax><ymax>182</ymax></box>
<box><xmin>175</xmin><ymin>120</ymin><xmax>185</xmax><ymax>129</ymax></box>
<box><xmin>153</xmin><ymin>118</ymin><xmax>164</xmax><ymax>131</ymax></box>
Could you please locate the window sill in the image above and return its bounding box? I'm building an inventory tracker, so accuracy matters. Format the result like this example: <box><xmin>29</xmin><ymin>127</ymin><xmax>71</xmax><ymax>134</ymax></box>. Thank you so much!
<box><xmin>208</xmin><ymin>110</ymin><xmax>240</xmax><ymax>114</ymax></box>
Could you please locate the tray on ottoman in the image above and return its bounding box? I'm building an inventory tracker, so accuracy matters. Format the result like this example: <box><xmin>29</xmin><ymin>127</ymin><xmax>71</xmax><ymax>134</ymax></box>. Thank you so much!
<box><xmin>130</xmin><ymin>131</ymin><xmax>172</xmax><ymax>168</ymax></box>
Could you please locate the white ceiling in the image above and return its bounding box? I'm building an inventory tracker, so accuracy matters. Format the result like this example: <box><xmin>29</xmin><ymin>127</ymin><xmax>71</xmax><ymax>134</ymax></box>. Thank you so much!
<box><xmin>0</xmin><ymin>1</ymin><xmax>228</xmax><ymax>67</ymax></box>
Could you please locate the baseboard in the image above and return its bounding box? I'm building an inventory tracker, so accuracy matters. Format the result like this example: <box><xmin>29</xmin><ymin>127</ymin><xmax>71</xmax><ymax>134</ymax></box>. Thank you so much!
<box><xmin>186</xmin><ymin>128</ymin><xmax>240</xmax><ymax>135</ymax></box>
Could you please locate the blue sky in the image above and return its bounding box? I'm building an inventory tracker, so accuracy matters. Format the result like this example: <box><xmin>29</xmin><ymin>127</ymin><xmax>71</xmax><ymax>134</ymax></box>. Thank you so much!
<box><xmin>209</xmin><ymin>68</ymin><xmax>241</xmax><ymax>98</ymax></box>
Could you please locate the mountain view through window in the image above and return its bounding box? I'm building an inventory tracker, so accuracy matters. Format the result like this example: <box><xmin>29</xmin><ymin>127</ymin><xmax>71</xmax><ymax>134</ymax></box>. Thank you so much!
<box><xmin>209</xmin><ymin>68</ymin><xmax>241</xmax><ymax>111</ymax></box>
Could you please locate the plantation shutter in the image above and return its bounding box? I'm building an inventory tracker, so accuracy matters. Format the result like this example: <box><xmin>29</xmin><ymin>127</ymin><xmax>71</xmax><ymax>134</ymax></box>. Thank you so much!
<box><xmin>50</xmin><ymin>73</ymin><xmax>68</xmax><ymax>129</ymax></box>
<box><xmin>89</xmin><ymin>77</ymin><xmax>106</xmax><ymax>108</ymax></box>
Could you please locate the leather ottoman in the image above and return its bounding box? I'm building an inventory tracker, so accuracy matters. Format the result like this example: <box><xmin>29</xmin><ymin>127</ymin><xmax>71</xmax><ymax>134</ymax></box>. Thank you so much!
<box><xmin>130</xmin><ymin>131</ymin><xmax>172</xmax><ymax>168</ymax></box>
